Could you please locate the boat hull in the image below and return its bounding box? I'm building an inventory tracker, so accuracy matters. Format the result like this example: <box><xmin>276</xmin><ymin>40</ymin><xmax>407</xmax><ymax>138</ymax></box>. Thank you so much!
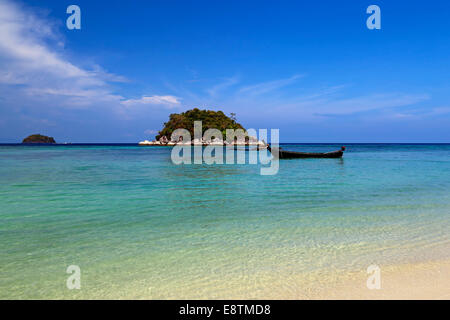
<box><xmin>277</xmin><ymin>150</ymin><xmax>343</xmax><ymax>159</ymax></box>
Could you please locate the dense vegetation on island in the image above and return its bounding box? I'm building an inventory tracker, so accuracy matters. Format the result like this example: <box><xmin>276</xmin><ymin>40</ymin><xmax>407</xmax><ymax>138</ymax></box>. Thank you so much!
<box><xmin>22</xmin><ymin>134</ymin><xmax>56</xmax><ymax>144</ymax></box>
<box><xmin>156</xmin><ymin>108</ymin><xmax>245</xmax><ymax>140</ymax></box>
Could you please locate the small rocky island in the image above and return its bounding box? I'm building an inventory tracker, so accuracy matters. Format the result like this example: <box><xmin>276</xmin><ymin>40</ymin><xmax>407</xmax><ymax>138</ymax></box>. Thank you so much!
<box><xmin>139</xmin><ymin>108</ymin><xmax>267</xmax><ymax>147</ymax></box>
<box><xmin>22</xmin><ymin>134</ymin><xmax>56</xmax><ymax>144</ymax></box>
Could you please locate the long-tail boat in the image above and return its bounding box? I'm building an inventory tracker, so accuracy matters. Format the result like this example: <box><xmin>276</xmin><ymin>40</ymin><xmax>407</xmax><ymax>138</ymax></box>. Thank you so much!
<box><xmin>267</xmin><ymin>145</ymin><xmax>345</xmax><ymax>159</ymax></box>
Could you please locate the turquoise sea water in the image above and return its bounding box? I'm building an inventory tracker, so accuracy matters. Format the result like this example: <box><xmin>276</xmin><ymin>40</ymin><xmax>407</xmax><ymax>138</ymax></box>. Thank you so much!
<box><xmin>0</xmin><ymin>144</ymin><xmax>449</xmax><ymax>299</ymax></box>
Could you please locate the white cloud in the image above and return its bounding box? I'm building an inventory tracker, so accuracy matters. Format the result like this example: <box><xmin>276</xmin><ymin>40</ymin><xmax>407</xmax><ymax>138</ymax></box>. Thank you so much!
<box><xmin>121</xmin><ymin>95</ymin><xmax>181</xmax><ymax>107</ymax></box>
<box><xmin>0</xmin><ymin>0</ymin><xmax>123</xmax><ymax>107</ymax></box>
<box><xmin>0</xmin><ymin>2</ymin><xmax>94</xmax><ymax>81</ymax></box>
<box><xmin>0</xmin><ymin>0</ymin><xmax>172</xmax><ymax>113</ymax></box>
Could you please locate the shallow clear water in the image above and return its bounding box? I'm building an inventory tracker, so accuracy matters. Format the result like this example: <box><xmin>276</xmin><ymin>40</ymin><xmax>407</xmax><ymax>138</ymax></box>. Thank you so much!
<box><xmin>0</xmin><ymin>144</ymin><xmax>449</xmax><ymax>299</ymax></box>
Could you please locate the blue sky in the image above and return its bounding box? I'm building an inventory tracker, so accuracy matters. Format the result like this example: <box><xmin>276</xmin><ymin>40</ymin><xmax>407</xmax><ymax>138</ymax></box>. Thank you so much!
<box><xmin>0</xmin><ymin>0</ymin><xmax>449</xmax><ymax>142</ymax></box>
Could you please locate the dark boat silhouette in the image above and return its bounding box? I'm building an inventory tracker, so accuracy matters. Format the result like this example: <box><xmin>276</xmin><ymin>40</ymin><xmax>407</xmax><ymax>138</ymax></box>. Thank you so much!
<box><xmin>267</xmin><ymin>145</ymin><xmax>345</xmax><ymax>159</ymax></box>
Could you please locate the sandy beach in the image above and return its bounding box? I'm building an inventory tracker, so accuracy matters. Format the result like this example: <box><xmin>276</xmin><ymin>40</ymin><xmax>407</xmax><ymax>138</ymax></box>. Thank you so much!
<box><xmin>308</xmin><ymin>258</ymin><xmax>450</xmax><ymax>300</ymax></box>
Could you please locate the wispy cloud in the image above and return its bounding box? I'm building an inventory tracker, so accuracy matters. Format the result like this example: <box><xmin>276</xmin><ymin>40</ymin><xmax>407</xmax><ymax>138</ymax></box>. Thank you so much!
<box><xmin>195</xmin><ymin>78</ymin><xmax>431</xmax><ymax>123</ymax></box>
<box><xmin>239</xmin><ymin>74</ymin><xmax>303</xmax><ymax>96</ymax></box>
<box><xmin>144</xmin><ymin>129</ymin><xmax>158</xmax><ymax>134</ymax></box>
<box><xmin>207</xmin><ymin>76</ymin><xmax>240</xmax><ymax>97</ymax></box>
<box><xmin>384</xmin><ymin>106</ymin><xmax>450</xmax><ymax>120</ymax></box>
<box><xmin>310</xmin><ymin>93</ymin><xmax>430</xmax><ymax>116</ymax></box>
<box><xmin>159</xmin><ymin>72</ymin><xmax>431</xmax><ymax>124</ymax></box>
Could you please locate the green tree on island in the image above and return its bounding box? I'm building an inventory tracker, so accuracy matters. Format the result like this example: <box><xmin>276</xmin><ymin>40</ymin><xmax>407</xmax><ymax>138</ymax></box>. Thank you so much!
<box><xmin>156</xmin><ymin>108</ymin><xmax>245</xmax><ymax>140</ymax></box>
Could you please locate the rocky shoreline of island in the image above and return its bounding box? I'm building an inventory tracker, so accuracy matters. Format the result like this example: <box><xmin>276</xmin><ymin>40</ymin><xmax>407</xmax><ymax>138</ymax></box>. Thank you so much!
<box><xmin>139</xmin><ymin>135</ymin><xmax>268</xmax><ymax>147</ymax></box>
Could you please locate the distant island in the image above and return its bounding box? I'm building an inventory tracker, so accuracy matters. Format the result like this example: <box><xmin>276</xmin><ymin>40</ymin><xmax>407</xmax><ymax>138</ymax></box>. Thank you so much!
<box><xmin>139</xmin><ymin>108</ymin><xmax>266</xmax><ymax>147</ymax></box>
<box><xmin>22</xmin><ymin>134</ymin><xmax>56</xmax><ymax>144</ymax></box>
